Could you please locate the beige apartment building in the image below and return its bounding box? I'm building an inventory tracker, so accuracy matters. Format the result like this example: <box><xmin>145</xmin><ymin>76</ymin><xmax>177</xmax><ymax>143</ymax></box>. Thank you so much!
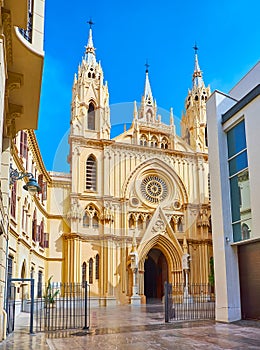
<box><xmin>0</xmin><ymin>0</ymin><xmax>45</xmax><ymax>338</ymax></box>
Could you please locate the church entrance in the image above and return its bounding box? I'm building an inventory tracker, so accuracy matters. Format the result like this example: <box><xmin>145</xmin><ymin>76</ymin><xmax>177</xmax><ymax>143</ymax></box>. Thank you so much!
<box><xmin>144</xmin><ymin>248</ymin><xmax>168</xmax><ymax>303</ymax></box>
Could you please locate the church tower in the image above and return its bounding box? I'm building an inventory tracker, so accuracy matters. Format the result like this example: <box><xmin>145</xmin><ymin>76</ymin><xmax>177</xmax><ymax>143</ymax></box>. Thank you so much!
<box><xmin>70</xmin><ymin>22</ymin><xmax>110</xmax><ymax>140</ymax></box>
<box><xmin>131</xmin><ymin>64</ymin><xmax>176</xmax><ymax>149</ymax></box>
<box><xmin>138</xmin><ymin>63</ymin><xmax>157</xmax><ymax>123</ymax></box>
<box><xmin>181</xmin><ymin>45</ymin><xmax>210</xmax><ymax>152</ymax></box>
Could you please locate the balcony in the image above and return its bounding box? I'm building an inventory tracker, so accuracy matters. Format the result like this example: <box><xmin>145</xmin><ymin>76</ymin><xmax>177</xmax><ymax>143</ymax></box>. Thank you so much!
<box><xmin>3</xmin><ymin>0</ymin><xmax>45</xmax><ymax>134</ymax></box>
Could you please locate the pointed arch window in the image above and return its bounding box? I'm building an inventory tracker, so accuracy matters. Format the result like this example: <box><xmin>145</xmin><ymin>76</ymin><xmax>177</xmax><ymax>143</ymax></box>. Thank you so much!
<box><xmin>140</xmin><ymin>134</ymin><xmax>148</xmax><ymax>146</ymax></box>
<box><xmin>161</xmin><ymin>137</ymin><xmax>169</xmax><ymax>149</ymax></box>
<box><xmin>177</xmin><ymin>218</ymin><xmax>183</xmax><ymax>232</ymax></box>
<box><xmin>150</xmin><ymin>136</ymin><xmax>158</xmax><ymax>148</ymax></box>
<box><xmin>32</xmin><ymin>209</ymin><xmax>37</xmax><ymax>241</ymax></box>
<box><xmin>137</xmin><ymin>215</ymin><xmax>143</xmax><ymax>229</ymax></box>
<box><xmin>95</xmin><ymin>254</ymin><xmax>100</xmax><ymax>280</ymax></box>
<box><xmin>20</xmin><ymin>130</ymin><xmax>28</xmax><ymax>160</ymax></box>
<box><xmin>129</xmin><ymin>214</ymin><xmax>135</xmax><ymax>229</ymax></box>
<box><xmin>88</xmin><ymin>102</ymin><xmax>95</xmax><ymax>130</ymax></box>
<box><xmin>86</xmin><ymin>155</ymin><xmax>97</xmax><ymax>190</ymax></box>
<box><xmin>93</xmin><ymin>212</ymin><xmax>99</xmax><ymax>228</ymax></box>
<box><xmin>89</xmin><ymin>258</ymin><xmax>93</xmax><ymax>284</ymax></box>
<box><xmin>83</xmin><ymin>204</ymin><xmax>100</xmax><ymax>229</ymax></box>
<box><xmin>39</xmin><ymin>219</ymin><xmax>44</xmax><ymax>248</ymax></box>
<box><xmin>146</xmin><ymin>215</ymin><xmax>151</xmax><ymax>228</ymax></box>
<box><xmin>83</xmin><ymin>213</ymin><xmax>90</xmax><ymax>227</ymax></box>
<box><xmin>37</xmin><ymin>270</ymin><xmax>43</xmax><ymax>298</ymax></box>
<box><xmin>82</xmin><ymin>262</ymin><xmax>87</xmax><ymax>286</ymax></box>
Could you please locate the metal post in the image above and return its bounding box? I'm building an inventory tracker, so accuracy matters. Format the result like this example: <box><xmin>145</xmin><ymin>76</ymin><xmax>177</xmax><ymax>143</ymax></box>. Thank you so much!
<box><xmin>83</xmin><ymin>281</ymin><xmax>89</xmax><ymax>329</ymax></box>
<box><xmin>6</xmin><ymin>277</ymin><xmax>10</xmax><ymax>313</ymax></box>
<box><xmin>30</xmin><ymin>278</ymin><xmax>34</xmax><ymax>334</ymax></box>
<box><xmin>164</xmin><ymin>282</ymin><xmax>169</xmax><ymax>323</ymax></box>
<box><xmin>5</xmin><ymin>277</ymin><xmax>10</xmax><ymax>334</ymax></box>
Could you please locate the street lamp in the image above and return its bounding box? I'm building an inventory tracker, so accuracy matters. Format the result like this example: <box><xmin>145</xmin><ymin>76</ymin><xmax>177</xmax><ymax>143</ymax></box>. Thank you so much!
<box><xmin>10</xmin><ymin>166</ymin><xmax>41</xmax><ymax>195</ymax></box>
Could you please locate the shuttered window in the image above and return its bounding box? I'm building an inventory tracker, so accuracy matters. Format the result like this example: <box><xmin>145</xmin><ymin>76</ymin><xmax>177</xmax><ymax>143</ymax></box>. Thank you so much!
<box><xmin>86</xmin><ymin>155</ymin><xmax>96</xmax><ymax>190</ymax></box>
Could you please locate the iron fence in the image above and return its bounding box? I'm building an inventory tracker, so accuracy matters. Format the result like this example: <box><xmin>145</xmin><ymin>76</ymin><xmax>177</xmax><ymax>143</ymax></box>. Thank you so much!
<box><xmin>165</xmin><ymin>282</ymin><xmax>215</xmax><ymax>322</ymax></box>
<box><xmin>35</xmin><ymin>282</ymin><xmax>90</xmax><ymax>332</ymax></box>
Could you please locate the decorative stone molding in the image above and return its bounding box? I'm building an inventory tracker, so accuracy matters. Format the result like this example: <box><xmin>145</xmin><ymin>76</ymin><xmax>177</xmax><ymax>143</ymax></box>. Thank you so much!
<box><xmin>7</xmin><ymin>103</ymin><xmax>23</xmax><ymax>137</ymax></box>
<box><xmin>2</xmin><ymin>9</ymin><xmax>13</xmax><ymax>65</ymax></box>
<box><xmin>7</xmin><ymin>71</ymin><xmax>23</xmax><ymax>93</ymax></box>
<box><xmin>100</xmin><ymin>202</ymin><xmax>114</xmax><ymax>222</ymax></box>
<box><xmin>197</xmin><ymin>209</ymin><xmax>210</xmax><ymax>227</ymax></box>
<box><xmin>151</xmin><ymin>218</ymin><xmax>166</xmax><ymax>233</ymax></box>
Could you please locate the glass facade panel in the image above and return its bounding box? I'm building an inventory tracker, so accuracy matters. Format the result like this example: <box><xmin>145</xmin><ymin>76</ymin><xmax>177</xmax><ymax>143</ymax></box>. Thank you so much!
<box><xmin>227</xmin><ymin>120</ymin><xmax>247</xmax><ymax>158</ymax></box>
<box><xmin>230</xmin><ymin>176</ymin><xmax>241</xmax><ymax>223</ymax></box>
<box><xmin>228</xmin><ymin>150</ymin><xmax>248</xmax><ymax>176</ymax></box>
<box><xmin>227</xmin><ymin>120</ymin><xmax>252</xmax><ymax>242</ymax></box>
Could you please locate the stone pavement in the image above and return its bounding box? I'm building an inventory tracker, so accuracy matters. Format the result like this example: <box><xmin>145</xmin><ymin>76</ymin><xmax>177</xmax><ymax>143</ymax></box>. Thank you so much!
<box><xmin>0</xmin><ymin>304</ymin><xmax>260</xmax><ymax>349</ymax></box>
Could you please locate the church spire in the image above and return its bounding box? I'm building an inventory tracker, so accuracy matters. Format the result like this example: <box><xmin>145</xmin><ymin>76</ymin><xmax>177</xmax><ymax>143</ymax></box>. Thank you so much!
<box><xmin>85</xmin><ymin>19</ymin><xmax>96</xmax><ymax>64</ymax></box>
<box><xmin>192</xmin><ymin>43</ymin><xmax>204</xmax><ymax>88</ymax></box>
<box><xmin>143</xmin><ymin>61</ymin><xmax>153</xmax><ymax>103</ymax></box>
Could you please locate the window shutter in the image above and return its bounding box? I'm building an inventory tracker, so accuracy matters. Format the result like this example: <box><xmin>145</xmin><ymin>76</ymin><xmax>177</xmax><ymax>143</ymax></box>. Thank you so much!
<box><xmin>36</xmin><ymin>225</ymin><xmax>41</xmax><ymax>242</ymax></box>
<box><xmin>42</xmin><ymin>182</ymin><xmax>47</xmax><ymax>201</ymax></box>
<box><xmin>43</xmin><ymin>232</ymin><xmax>49</xmax><ymax>248</ymax></box>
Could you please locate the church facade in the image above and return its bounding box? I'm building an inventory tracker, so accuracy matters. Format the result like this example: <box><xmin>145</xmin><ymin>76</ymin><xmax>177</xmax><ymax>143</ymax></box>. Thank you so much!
<box><xmin>62</xmin><ymin>28</ymin><xmax>212</xmax><ymax>304</ymax></box>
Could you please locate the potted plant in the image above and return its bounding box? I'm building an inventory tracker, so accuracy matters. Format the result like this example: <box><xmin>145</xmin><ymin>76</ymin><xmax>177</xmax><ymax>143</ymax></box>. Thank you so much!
<box><xmin>44</xmin><ymin>276</ymin><xmax>59</xmax><ymax>307</ymax></box>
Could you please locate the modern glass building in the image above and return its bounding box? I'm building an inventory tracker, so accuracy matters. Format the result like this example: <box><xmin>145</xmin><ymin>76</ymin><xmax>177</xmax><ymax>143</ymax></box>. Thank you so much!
<box><xmin>207</xmin><ymin>61</ymin><xmax>260</xmax><ymax>321</ymax></box>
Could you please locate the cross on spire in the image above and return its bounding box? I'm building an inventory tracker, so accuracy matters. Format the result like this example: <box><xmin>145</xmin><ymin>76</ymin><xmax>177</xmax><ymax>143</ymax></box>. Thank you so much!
<box><xmin>87</xmin><ymin>18</ymin><xmax>94</xmax><ymax>29</ymax></box>
<box><xmin>145</xmin><ymin>60</ymin><xmax>150</xmax><ymax>73</ymax></box>
<box><xmin>193</xmin><ymin>42</ymin><xmax>199</xmax><ymax>54</ymax></box>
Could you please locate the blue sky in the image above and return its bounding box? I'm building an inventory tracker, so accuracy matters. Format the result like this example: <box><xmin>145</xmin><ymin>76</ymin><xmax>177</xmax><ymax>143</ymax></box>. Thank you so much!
<box><xmin>36</xmin><ymin>0</ymin><xmax>260</xmax><ymax>172</ymax></box>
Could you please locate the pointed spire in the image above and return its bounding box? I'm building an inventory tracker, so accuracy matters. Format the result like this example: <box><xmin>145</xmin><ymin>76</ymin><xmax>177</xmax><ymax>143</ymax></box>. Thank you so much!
<box><xmin>143</xmin><ymin>61</ymin><xmax>153</xmax><ymax>102</ymax></box>
<box><xmin>85</xmin><ymin>19</ymin><xmax>96</xmax><ymax>64</ymax></box>
<box><xmin>170</xmin><ymin>107</ymin><xmax>174</xmax><ymax>125</ymax></box>
<box><xmin>73</xmin><ymin>73</ymin><xmax>77</xmax><ymax>85</ymax></box>
<box><xmin>133</xmin><ymin>100</ymin><xmax>138</xmax><ymax>119</ymax></box>
<box><xmin>192</xmin><ymin>43</ymin><xmax>204</xmax><ymax>88</ymax></box>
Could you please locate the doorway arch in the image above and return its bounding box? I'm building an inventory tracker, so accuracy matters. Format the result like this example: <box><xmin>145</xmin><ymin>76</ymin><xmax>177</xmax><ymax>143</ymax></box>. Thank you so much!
<box><xmin>144</xmin><ymin>248</ymin><xmax>168</xmax><ymax>302</ymax></box>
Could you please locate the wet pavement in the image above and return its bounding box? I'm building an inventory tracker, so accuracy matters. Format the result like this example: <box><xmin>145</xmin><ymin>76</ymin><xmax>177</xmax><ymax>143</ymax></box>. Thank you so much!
<box><xmin>0</xmin><ymin>304</ymin><xmax>260</xmax><ymax>349</ymax></box>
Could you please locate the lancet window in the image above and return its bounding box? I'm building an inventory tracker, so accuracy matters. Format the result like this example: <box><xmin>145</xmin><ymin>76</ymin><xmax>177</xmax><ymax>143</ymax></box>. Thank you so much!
<box><xmin>87</xmin><ymin>102</ymin><xmax>95</xmax><ymax>130</ymax></box>
<box><xmin>150</xmin><ymin>136</ymin><xmax>158</xmax><ymax>148</ymax></box>
<box><xmin>89</xmin><ymin>258</ymin><xmax>93</xmax><ymax>284</ymax></box>
<box><xmin>86</xmin><ymin>155</ymin><xmax>97</xmax><ymax>190</ymax></box>
<box><xmin>140</xmin><ymin>134</ymin><xmax>148</xmax><ymax>146</ymax></box>
<box><xmin>83</xmin><ymin>205</ymin><xmax>100</xmax><ymax>229</ymax></box>
<box><xmin>128</xmin><ymin>214</ymin><xmax>135</xmax><ymax>229</ymax></box>
<box><xmin>82</xmin><ymin>262</ymin><xmax>87</xmax><ymax>286</ymax></box>
<box><xmin>95</xmin><ymin>254</ymin><xmax>100</xmax><ymax>280</ymax></box>
<box><xmin>161</xmin><ymin>137</ymin><xmax>169</xmax><ymax>149</ymax></box>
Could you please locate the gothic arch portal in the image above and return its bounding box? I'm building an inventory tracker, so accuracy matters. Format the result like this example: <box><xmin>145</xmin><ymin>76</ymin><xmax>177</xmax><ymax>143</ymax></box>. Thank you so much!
<box><xmin>139</xmin><ymin>234</ymin><xmax>182</xmax><ymax>279</ymax></box>
<box><xmin>144</xmin><ymin>247</ymin><xmax>168</xmax><ymax>300</ymax></box>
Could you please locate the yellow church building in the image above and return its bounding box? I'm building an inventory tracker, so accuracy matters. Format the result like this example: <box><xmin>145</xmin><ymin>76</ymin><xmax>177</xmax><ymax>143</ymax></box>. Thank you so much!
<box><xmin>62</xmin><ymin>28</ymin><xmax>212</xmax><ymax>305</ymax></box>
<box><xmin>6</xmin><ymin>27</ymin><xmax>212</xmax><ymax>309</ymax></box>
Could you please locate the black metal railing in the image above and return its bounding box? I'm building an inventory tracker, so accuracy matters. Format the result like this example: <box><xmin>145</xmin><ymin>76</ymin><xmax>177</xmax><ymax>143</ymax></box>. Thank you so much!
<box><xmin>35</xmin><ymin>282</ymin><xmax>90</xmax><ymax>332</ymax></box>
<box><xmin>18</xmin><ymin>0</ymin><xmax>33</xmax><ymax>43</ymax></box>
<box><xmin>165</xmin><ymin>282</ymin><xmax>215</xmax><ymax>322</ymax></box>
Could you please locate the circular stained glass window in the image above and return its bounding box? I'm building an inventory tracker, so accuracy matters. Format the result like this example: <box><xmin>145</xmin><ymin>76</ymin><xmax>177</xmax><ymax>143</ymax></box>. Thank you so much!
<box><xmin>141</xmin><ymin>175</ymin><xmax>168</xmax><ymax>203</ymax></box>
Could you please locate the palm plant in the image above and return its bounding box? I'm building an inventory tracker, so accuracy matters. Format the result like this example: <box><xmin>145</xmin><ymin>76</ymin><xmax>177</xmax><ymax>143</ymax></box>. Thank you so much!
<box><xmin>44</xmin><ymin>276</ymin><xmax>59</xmax><ymax>305</ymax></box>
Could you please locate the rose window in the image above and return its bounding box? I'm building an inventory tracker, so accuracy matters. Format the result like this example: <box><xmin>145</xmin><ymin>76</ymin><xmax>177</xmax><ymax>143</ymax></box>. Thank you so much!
<box><xmin>141</xmin><ymin>175</ymin><xmax>168</xmax><ymax>203</ymax></box>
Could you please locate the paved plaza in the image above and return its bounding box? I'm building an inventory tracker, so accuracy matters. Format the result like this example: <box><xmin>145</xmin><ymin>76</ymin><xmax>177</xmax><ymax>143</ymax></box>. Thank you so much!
<box><xmin>0</xmin><ymin>304</ymin><xmax>260</xmax><ymax>349</ymax></box>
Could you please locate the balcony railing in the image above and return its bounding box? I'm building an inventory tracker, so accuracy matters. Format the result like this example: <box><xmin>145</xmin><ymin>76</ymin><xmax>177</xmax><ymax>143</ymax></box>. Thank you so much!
<box><xmin>18</xmin><ymin>1</ymin><xmax>33</xmax><ymax>43</ymax></box>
